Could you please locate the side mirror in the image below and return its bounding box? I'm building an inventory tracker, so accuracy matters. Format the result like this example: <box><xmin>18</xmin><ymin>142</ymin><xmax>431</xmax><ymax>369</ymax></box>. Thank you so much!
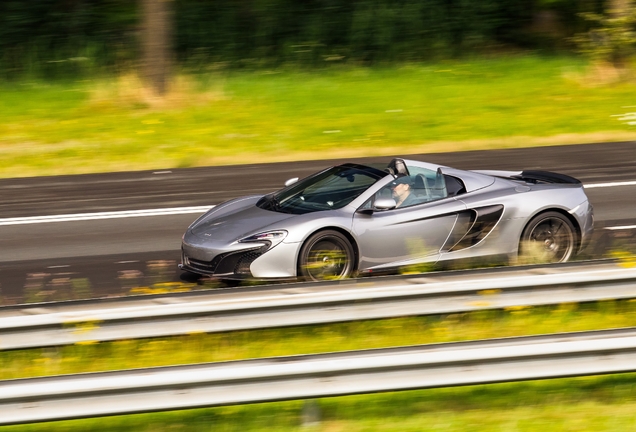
<box><xmin>284</xmin><ymin>177</ymin><xmax>299</xmax><ymax>187</ymax></box>
<box><xmin>374</xmin><ymin>198</ymin><xmax>397</xmax><ymax>210</ymax></box>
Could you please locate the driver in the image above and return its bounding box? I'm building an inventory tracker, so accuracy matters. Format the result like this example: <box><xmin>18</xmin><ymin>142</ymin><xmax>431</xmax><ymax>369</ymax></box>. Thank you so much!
<box><xmin>390</xmin><ymin>176</ymin><xmax>418</xmax><ymax>208</ymax></box>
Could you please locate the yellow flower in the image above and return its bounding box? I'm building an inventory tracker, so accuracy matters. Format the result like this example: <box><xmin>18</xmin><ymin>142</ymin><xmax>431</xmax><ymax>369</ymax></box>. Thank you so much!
<box><xmin>478</xmin><ymin>289</ymin><xmax>502</xmax><ymax>296</ymax></box>
<box><xmin>505</xmin><ymin>305</ymin><xmax>530</xmax><ymax>311</ymax></box>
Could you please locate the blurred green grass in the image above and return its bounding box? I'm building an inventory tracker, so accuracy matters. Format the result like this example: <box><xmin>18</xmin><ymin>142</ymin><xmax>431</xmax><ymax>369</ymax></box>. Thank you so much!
<box><xmin>2</xmin><ymin>55</ymin><xmax>636</xmax><ymax>178</ymax></box>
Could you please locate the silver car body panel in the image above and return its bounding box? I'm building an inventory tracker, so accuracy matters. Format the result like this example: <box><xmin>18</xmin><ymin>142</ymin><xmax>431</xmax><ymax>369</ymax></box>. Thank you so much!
<box><xmin>180</xmin><ymin>158</ymin><xmax>594</xmax><ymax>279</ymax></box>
<box><xmin>352</xmin><ymin>197</ymin><xmax>467</xmax><ymax>270</ymax></box>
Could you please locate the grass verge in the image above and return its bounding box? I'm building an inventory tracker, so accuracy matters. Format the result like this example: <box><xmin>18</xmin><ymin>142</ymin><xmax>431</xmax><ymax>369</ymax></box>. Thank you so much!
<box><xmin>2</xmin><ymin>299</ymin><xmax>635</xmax><ymax>380</ymax></box>
<box><xmin>3</xmin><ymin>371</ymin><xmax>636</xmax><ymax>431</ymax></box>
<box><xmin>2</xmin><ymin>56</ymin><xmax>636</xmax><ymax>179</ymax></box>
<box><xmin>2</xmin><ymin>300</ymin><xmax>636</xmax><ymax>430</ymax></box>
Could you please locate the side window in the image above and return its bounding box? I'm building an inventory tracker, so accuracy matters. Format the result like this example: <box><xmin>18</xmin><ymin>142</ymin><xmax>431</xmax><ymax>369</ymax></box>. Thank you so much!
<box><xmin>361</xmin><ymin>184</ymin><xmax>396</xmax><ymax>210</ymax></box>
<box><xmin>364</xmin><ymin>167</ymin><xmax>455</xmax><ymax>211</ymax></box>
<box><xmin>405</xmin><ymin>167</ymin><xmax>448</xmax><ymax>201</ymax></box>
<box><xmin>372</xmin><ymin>174</ymin><xmax>439</xmax><ymax>209</ymax></box>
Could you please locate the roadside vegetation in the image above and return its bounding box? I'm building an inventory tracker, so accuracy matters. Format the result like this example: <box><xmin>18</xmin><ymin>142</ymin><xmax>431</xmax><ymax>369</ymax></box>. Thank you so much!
<box><xmin>2</xmin><ymin>55</ymin><xmax>636</xmax><ymax>179</ymax></box>
<box><xmin>2</xmin><ymin>298</ymin><xmax>635</xmax><ymax>379</ymax></box>
<box><xmin>4</xmin><ymin>2</ymin><xmax>636</xmax><ymax>430</ymax></box>
<box><xmin>2</xmin><ymin>299</ymin><xmax>636</xmax><ymax>431</ymax></box>
<box><xmin>4</xmin><ymin>374</ymin><xmax>636</xmax><ymax>431</ymax></box>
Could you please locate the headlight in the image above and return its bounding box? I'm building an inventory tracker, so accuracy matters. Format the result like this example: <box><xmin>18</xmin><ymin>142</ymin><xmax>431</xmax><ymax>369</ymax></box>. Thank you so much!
<box><xmin>238</xmin><ymin>230</ymin><xmax>288</xmax><ymax>249</ymax></box>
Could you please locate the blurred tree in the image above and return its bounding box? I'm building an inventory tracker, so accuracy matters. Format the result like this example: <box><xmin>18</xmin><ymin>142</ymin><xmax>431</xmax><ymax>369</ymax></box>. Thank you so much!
<box><xmin>0</xmin><ymin>0</ymin><xmax>620</xmax><ymax>78</ymax></box>
<box><xmin>572</xmin><ymin>0</ymin><xmax>636</xmax><ymax>69</ymax></box>
<box><xmin>141</xmin><ymin>0</ymin><xmax>173</xmax><ymax>95</ymax></box>
<box><xmin>0</xmin><ymin>0</ymin><xmax>138</xmax><ymax>79</ymax></box>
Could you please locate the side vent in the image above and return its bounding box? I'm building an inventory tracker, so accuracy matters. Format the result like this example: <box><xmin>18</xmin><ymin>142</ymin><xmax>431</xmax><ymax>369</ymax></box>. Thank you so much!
<box><xmin>443</xmin><ymin>205</ymin><xmax>504</xmax><ymax>252</ymax></box>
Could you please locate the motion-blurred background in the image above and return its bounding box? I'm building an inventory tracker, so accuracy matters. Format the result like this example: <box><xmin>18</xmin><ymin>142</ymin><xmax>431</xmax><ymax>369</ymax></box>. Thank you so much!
<box><xmin>3</xmin><ymin>2</ymin><xmax>636</xmax><ymax>431</ymax></box>
<box><xmin>2</xmin><ymin>0</ymin><xmax>636</xmax><ymax>178</ymax></box>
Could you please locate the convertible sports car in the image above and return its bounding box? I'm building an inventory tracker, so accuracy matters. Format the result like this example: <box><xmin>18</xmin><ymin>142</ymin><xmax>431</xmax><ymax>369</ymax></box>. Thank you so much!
<box><xmin>180</xmin><ymin>158</ymin><xmax>594</xmax><ymax>281</ymax></box>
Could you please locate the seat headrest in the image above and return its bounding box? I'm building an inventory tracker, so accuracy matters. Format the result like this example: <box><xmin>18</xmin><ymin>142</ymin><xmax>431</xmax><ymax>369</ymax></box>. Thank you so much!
<box><xmin>413</xmin><ymin>174</ymin><xmax>427</xmax><ymax>189</ymax></box>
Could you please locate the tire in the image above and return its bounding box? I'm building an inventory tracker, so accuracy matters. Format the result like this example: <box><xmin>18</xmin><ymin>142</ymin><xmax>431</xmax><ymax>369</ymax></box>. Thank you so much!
<box><xmin>298</xmin><ymin>230</ymin><xmax>355</xmax><ymax>281</ymax></box>
<box><xmin>519</xmin><ymin>211</ymin><xmax>577</xmax><ymax>264</ymax></box>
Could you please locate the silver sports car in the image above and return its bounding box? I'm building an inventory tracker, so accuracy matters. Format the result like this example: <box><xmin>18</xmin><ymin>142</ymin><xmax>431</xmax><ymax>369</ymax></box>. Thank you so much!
<box><xmin>180</xmin><ymin>158</ymin><xmax>594</xmax><ymax>281</ymax></box>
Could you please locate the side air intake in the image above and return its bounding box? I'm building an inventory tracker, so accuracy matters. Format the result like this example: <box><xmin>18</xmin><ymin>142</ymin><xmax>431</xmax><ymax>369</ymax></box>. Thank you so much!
<box><xmin>443</xmin><ymin>205</ymin><xmax>504</xmax><ymax>252</ymax></box>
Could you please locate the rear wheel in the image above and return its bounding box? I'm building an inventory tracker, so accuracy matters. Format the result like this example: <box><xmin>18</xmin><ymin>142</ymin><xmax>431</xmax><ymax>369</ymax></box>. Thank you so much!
<box><xmin>298</xmin><ymin>230</ymin><xmax>355</xmax><ymax>281</ymax></box>
<box><xmin>519</xmin><ymin>211</ymin><xmax>576</xmax><ymax>263</ymax></box>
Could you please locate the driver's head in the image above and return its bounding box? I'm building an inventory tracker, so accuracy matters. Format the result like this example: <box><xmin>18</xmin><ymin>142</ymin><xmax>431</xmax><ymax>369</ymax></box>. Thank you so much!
<box><xmin>390</xmin><ymin>176</ymin><xmax>411</xmax><ymax>199</ymax></box>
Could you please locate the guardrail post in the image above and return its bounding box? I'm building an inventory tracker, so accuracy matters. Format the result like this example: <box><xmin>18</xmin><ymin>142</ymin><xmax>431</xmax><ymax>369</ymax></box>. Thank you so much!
<box><xmin>301</xmin><ymin>399</ymin><xmax>321</xmax><ymax>427</ymax></box>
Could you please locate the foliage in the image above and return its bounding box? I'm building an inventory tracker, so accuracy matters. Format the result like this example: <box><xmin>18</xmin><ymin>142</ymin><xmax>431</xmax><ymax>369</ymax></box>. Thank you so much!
<box><xmin>2</xmin><ymin>298</ymin><xmax>636</xmax><ymax>379</ymax></box>
<box><xmin>0</xmin><ymin>0</ymin><xmax>609</xmax><ymax>78</ymax></box>
<box><xmin>571</xmin><ymin>0</ymin><xmax>636</xmax><ymax>68</ymax></box>
<box><xmin>3</xmin><ymin>375</ymin><xmax>636</xmax><ymax>431</ymax></box>
<box><xmin>174</xmin><ymin>0</ymin><xmax>534</xmax><ymax>66</ymax></box>
<box><xmin>3</xmin><ymin>300</ymin><xmax>636</xmax><ymax>430</ymax></box>
<box><xmin>0</xmin><ymin>0</ymin><xmax>138</xmax><ymax>79</ymax></box>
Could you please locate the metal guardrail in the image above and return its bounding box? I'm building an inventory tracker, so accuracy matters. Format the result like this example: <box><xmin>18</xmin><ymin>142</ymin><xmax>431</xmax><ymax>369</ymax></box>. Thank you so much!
<box><xmin>2</xmin><ymin>326</ymin><xmax>636</xmax><ymax>425</ymax></box>
<box><xmin>1</xmin><ymin>262</ymin><xmax>636</xmax><ymax>350</ymax></box>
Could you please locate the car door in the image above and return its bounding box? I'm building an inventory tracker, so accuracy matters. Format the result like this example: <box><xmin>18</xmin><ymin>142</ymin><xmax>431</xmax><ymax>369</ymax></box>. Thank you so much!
<box><xmin>352</xmin><ymin>197</ymin><xmax>467</xmax><ymax>272</ymax></box>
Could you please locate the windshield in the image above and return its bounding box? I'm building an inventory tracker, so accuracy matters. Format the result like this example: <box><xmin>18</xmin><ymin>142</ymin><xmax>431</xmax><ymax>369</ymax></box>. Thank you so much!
<box><xmin>257</xmin><ymin>164</ymin><xmax>386</xmax><ymax>214</ymax></box>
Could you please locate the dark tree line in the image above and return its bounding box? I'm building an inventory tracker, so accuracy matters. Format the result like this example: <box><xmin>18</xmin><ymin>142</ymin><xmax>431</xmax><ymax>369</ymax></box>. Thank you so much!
<box><xmin>0</xmin><ymin>0</ymin><xmax>609</xmax><ymax>81</ymax></box>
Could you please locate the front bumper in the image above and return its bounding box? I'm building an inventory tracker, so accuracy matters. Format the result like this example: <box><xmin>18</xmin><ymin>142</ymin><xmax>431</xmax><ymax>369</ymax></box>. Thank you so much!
<box><xmin>181</xmin><ymin>236</ymin><xmax>300</xmax><ymax>280</ymax></box>
<box><xmin>180</xmin><ymin>245</ymin><xmax>267</xmax><ymax>278</ymax></box>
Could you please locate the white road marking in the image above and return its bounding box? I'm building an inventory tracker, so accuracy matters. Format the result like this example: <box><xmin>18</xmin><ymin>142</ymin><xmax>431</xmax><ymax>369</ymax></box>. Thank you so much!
<box><xmin>0</xmin><ymin>206</ymin><xmax>214</xmax><ymax>226</ymax></box>
<box><xmin>605</xmin><ymin>225</ymin><xmax>636</xmax><ymax>231</ymax></box>
<box><xmin>584</xmin><ymin>181</ymin><xmax>636</xmax><ymax>189</ymax></box>
<box><xmin>0</xmin><ymin>179</ymin><xmax>634</xmax><ymax>227</ymax></box>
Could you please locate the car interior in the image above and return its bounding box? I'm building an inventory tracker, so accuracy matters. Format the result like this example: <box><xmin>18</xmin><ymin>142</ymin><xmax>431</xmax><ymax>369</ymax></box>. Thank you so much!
<box><xmin>375</xmin><ymin>159</ymin><xmax>467</xmax><ymax>209</ymax></box>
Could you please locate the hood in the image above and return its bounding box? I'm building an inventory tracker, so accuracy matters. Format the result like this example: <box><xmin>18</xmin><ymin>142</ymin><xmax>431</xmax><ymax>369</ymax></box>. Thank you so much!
<box><xmin>190</xmin><ymin>199</ymin><xmax>296</xmax><ymax>243</ymax></box>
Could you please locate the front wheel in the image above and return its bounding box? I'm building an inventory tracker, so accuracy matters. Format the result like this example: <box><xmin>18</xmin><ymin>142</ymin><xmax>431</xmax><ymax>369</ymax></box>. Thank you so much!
<box><xmin>298</xmin><ymin>230</ymin><xmax>355</xmax><ymax>281</ymax></box>
<box><xmin>519</xmin><ymin>211</ymin><xmax>577</xmax><ymax>264</ymax></box>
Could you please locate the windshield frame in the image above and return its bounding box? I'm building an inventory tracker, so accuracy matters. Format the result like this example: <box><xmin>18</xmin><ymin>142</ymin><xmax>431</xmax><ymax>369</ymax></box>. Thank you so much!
<box><xmin>257</xmin><ymin>163</ymin><xmax>387</xmax><ymax>215</ymax></box>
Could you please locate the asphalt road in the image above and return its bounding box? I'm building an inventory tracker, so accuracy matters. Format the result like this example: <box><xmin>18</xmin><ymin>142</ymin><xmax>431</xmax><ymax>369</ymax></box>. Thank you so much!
<box><xmin>1</xmin><ymin>141</ymin><xmax>635</xmax><ymax>302</ymax></box>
